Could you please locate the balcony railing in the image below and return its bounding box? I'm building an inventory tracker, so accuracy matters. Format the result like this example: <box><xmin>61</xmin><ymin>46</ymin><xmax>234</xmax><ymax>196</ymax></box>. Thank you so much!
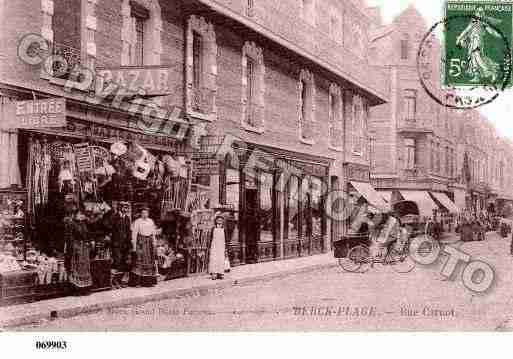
<box><xmin>397</xmin><ymin>118</ymin><xmax>434</xmax><ymax>134</ymax></box>
<box><xmin>402</xmin><ymin>166</ymin><xmax>428</xmax><ymax>179</ymax></box>
<box><xmin>51</xmin><ymin>43</ymin><xmax>82</xmax><ymax>80</ymax></box>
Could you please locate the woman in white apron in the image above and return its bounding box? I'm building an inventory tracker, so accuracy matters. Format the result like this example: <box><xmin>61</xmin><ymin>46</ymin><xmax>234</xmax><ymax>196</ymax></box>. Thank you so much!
<box><xmin>209</xmin><ymin>214</ymin><xmax>226</xmax><ymax>280</ymax></box>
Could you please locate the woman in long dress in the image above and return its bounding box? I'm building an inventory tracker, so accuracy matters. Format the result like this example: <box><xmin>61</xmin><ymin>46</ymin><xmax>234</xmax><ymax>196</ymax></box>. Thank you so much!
<box><xmin>130</xmin><ymin>207</ymin><xmax>158</xmax><ymax>287</ymax></box>
<box><xmin>209</xmin><ymin>214</ymin><xmax>226</xmax><ymax>280</ymax></box>
<box><xmin>64</xmin><ymin>210</ymin><xmax>93</xmax><ymax>295</ymax></box>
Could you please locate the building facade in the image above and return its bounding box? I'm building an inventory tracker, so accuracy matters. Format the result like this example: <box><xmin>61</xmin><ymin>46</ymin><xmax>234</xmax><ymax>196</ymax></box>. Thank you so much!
<box><xmin>368</xmin><ymin>5</ymin><xmax>513</xmax><ymax>218</ymax></box>
<box><xmin>0</xmin><ymin>0</ymin><xmax>389</xmax><ymax>267</ymax></box>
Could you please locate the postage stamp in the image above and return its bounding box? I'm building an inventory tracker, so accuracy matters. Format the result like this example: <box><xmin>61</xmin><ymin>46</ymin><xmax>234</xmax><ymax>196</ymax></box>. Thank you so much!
<box><xmin>444</xmin><ymin>1</ymin><xmax>513</xmax><ymax>88</ymax></box>
<box><xmin>417</xmin><ymin>1</ymin><xmax>513</xmax><ymax>109</ymax></box>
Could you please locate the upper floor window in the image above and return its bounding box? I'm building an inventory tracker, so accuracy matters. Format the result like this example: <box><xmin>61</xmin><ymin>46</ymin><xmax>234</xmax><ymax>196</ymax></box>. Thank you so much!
<box><xmin>186</xmin><ymin>15</ymin><xmax>218</xmax><ymax>121</ymax></box>
<box><xmin>131</xmin><ymin>6</ymin><xmax>148</xmax><ymax>66</ymax></box>
<box><xmin>330</xmin><ymin>13</ymin><xmax>341</xmax><ymax>39</ymax></box>
<box><xmin>247</xmin><ymin>0</ymin><xmax>255</xmax><ymax>16</ymax></box>
<box><xmin>242</xmin><ymin>42</ymin><xmax>265</xmax><ymax>131</ymax></box>
<box><xmin>301</xmin><ymin>0</ymin><xmax>316</xmax><ymax>26</ymax></box>
<box><xmin>351</xmin><ymin>94</ymin><xmax>366</xmax><ymax>155</ymax></box>
<box><xmin>329</xmin><ymin>84</ymin><xmax>343</xmax><ymax>149</ymax></box>
<box><xmin>405</xmin><ymin>139</ymin><xmax>416</xmax><ymax>170</ymax></box>
<box><xmin>121</xmin><ymin>0</ymin><xmax>162</xmax><ymax>66</ymax></box>
<box><xmin>298</xmin><ymin>69</ymin><xmax>316</xmax><ymax>143</ymax></box>
<box><xmin>403</xmin><ymin>89</ymin><xmax>417</xmax><ymax>121</ymax></box>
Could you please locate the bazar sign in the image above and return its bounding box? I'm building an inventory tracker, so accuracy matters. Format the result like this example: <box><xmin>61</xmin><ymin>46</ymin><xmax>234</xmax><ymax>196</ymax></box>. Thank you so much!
<box><xmin>1</xmin><ymin>98</ymin><xmax>66</xmax><ymax>129</ymax></box>
<box><xmin>95</xmin><ymin>66</ymin><xmax>172</xmax><ymax>97</ymax></box>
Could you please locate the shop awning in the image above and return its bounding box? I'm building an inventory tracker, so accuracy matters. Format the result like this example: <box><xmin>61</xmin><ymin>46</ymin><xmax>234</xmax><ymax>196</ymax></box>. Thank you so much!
<box><xmin>430</xmin><ymin>192</ymin><xmax>460</xmax><ymax>213</ymax></box>
<box><xmin>350</xmin><ymin>181</ymin><xmax>389</xmax><ymax>212</ymax></box>
<box><xmin>399</xmin><ymin>190</ymin><xmax>439</xmax><ymax>218</ymax></box>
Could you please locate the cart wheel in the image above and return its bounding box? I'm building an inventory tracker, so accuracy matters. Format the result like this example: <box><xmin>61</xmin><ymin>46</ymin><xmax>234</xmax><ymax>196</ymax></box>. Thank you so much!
<box><xmin>339</xmin><ymin>245</ymin><xmax>369</xmax><ymax>273</ymax></box>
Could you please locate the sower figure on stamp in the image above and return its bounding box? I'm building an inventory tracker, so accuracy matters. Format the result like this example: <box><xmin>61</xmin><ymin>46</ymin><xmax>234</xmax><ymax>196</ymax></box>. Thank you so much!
<box><xmin>129</xmin><ymin>207</ymin><xmax>158</xmax><ymax>287</ymax></box>
<box><xmin>110</xmin><ymin>202</ymin><xmax>132</xmax><ymax>287</ymax></box>
<box><xmin>456</xmin><ymin>7</ymin><xmax>502</xmax><ymax>83</ymax></box>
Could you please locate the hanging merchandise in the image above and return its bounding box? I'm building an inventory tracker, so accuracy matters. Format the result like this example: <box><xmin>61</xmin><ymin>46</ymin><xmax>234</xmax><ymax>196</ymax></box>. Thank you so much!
<box><xmin>177</xmin><ymin>156</ymin><xmax>188</xmax><ymax>179</ymax></box>
<box><xmin>125</xmin><ymin>142</ymin><xmax>155</xmax><ymax>181</ymax></box>
<box><xmin>110</xmin><ymin>141</ymin><xmax>127</xmax><ymax>157</ymax></box>
<box><xmin>27</xmin><ymin>139</ymin><xmax>52</xmax><ymax>208</ymax></box>
<box><xmin>163</xmin><ymin>155</ymin><xmax>180</xmax><ymax>177</ymax></box>
<box><xmin>74</xmin><ymin>142</ymin><xmax>94</xmax><ymax>173</ymax></box>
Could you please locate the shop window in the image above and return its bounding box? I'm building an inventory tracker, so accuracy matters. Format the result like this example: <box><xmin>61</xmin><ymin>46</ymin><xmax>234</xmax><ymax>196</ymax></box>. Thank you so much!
<box><xmin>351</xmin><ymin>94</ymin><xmax>365</xmax><ymax>155</ymax></box>
<box><xmin>225</xmin><ymin>168</ymin><xmax>240</xmax><ymax>210</ymax></box>
<box><xmin>309</xmin><ymin>177</ymin><xmax>323</xmax><ymax>239</ymax></box>
<box><xmin>259</xmin><ymin>172</ymin><xmax>273</xmax><ymax>242</ymax></box>
<box><xmin>403</xmin><ymin>89</ymin><xmax>416</xmax><ymax>121</ymax></box>
<box><xmin>405</xmin><ymin>138</ymin><xmax>416</xmax><ymax>170</ymax></box>
<box><xmin>121</xmin><ymin>0</ymin><xmax>162</xmax><ymax>66</ymax></box>
<box><xmin>285</xmin><ymin>176</ymin><xmax>300</xmax><ymax>240</ymax></box>
<box><xmin>445</xmin><ymin>146</ymin><xmax>450</xmax><ymax>177</ymax></box>
<box><xmin>242</xmin><ymin>41</ymin><xmax>265</xmax><ymax>132</ymax></box>
<box><xmin>329</xmin><ymin>84</ymin><xmax>343</xmax><ymax>150</ymax></box>
<box><xmin>298</xmin><ymin>69</ymin><xmax>316</xmax><ymax>144</ymax></box>
<box><xmin>436</xmin><ymin>143</ymin><xmax>441</xmax><ymax>174</ymax></box>
<box><xmin>186</xmin><ymin>15</ymin><xmax>218</xmax><ymax>121</ymax></box>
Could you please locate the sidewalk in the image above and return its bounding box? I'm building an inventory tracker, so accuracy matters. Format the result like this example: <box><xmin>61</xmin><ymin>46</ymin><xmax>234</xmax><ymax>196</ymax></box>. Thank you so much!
<box><xmin>0</xmin><ymin>252</ymin><xmax>336</xmax><ymax>329</ymax></box>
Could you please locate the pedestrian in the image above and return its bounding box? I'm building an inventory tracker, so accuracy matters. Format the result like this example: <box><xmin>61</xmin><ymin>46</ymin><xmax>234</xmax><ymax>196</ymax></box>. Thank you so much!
<box><xmin>64</xmin><ymin>209</ymin><xmax>93</xmax><ymax>295</ymax></box>
<box><xmin>110</xmin><ymin>202</ymin><xmax>132</xmax><ymax>286</ymax></box>
<box><xmin>209</xmin><ymin>213</ymin><xmax>226</xmax><ymax>280</ymax></box>
<box><xmin>129</xmin><ymin>207</ymin><xmax>158</xmax><ymax>287</ymax></box>
<box><xmin>510</xmin><ymin>227</ymin><xmax>513</xmax><ymax>255</ymax></box>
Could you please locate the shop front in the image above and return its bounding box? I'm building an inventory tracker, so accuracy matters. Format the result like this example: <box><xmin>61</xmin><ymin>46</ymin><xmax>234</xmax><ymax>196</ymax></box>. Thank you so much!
<box><xmin>0</xmin><ymin>95</ymin><xmax>220</xmax><ymax>305</ymax></box>
<box><xmin>335</xmin><ymin>163</ymin><xmax>387</xmax><ymax>258</ymax></box>
<box><xmin>215</xmin><ymin>142</ymin><xmax>331</xmax><ymax>265</ymax></box>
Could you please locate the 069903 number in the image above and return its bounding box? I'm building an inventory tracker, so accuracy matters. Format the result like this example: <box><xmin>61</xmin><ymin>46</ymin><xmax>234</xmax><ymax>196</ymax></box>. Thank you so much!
<box><xmin>35</xmin><ymin>341</ymin><xmax>68</xmax><ymax>350</ymax></box>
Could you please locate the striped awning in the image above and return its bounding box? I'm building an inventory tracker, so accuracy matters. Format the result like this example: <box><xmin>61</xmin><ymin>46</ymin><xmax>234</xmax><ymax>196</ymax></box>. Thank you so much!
<box><xmin>430</xmin><ymin>192</ymin><xmax>460</xmax><ymax>214</ymax></box>
<box><xmin>350</xmin><ymin>181</ymin><xmax>389</xmax><ymax>212</ymax></box>
<box><xmin>399</xmin><ymin>190</ymin><xmax>439</xmax><ymax>218</ymax></box>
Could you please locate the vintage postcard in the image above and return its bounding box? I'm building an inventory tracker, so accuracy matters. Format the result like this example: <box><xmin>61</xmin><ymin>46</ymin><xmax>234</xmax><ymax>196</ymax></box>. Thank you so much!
<box><xmin>2</xmin><ymin>0</ymin><xmax>513</xmax><ymax>342</ymax></box>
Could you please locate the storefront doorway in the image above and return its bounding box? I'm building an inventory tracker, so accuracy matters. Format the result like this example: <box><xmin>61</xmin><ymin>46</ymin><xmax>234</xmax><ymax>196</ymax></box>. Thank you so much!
<box><xmin>244</xmin><ymin>187</ymin><xmax>259</xmax><ymax>263</ymax></box>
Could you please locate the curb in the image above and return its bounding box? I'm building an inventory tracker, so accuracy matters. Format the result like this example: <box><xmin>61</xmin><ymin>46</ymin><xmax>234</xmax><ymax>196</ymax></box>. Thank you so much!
<box><xmin>2</xmin><ymin>261</ymin><xmax>337</xmax><ymax>329</ymax></box>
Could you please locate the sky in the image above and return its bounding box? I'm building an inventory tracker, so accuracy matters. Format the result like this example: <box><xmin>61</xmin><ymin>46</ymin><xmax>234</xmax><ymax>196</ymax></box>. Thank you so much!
<box><xmin>366</xmin><ymin>0</ymin><xmax>513</xmax><ymax>141</ymax></box>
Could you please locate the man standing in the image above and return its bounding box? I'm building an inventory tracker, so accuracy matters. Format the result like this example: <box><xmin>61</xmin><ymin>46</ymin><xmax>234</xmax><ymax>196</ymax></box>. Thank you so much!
<box><xmin>110</xmin><ymin>202</ymin><xmax>132</xmax><ymax>286</ymax></box>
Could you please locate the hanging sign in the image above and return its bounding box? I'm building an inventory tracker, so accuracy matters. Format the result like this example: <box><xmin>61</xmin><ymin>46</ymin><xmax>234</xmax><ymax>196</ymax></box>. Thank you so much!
<box><xmin>192</xmin><ymin>157</ymin><xmax>220</xmax><ymax>177</ymax></box>
<box><xmin>1</xmin><ymin>98</ymin><xmax>66</xmax><ymax>129</ymax></box>
<box><xmin>74</xmin><ymin>142</ymin><xmax>94</xmax><ymax>172</ymax></box>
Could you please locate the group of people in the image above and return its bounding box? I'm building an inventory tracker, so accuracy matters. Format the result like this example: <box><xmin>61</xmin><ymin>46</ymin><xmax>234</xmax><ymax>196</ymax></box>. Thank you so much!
<box><xmin>63</xmin><ymin>197</ymin><xmax>230</xmax><ymax>295</ymax></box>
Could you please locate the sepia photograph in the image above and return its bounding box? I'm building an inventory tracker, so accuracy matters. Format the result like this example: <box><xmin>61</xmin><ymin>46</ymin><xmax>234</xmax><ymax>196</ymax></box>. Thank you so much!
<box><xmin>1</xmin><ymin>0</ymin><xmax>513</xmax><ymax>349</ymax></box>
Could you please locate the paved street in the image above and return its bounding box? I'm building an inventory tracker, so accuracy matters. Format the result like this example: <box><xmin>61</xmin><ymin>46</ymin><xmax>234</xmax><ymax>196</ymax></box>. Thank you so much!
<box><xmin>14</xmin><ymin>233</ymin><xmax>513</xmax><ymax>331</ymax></box>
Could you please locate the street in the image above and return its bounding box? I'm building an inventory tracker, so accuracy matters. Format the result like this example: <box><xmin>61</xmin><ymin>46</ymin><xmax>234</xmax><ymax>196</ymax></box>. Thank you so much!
<box><xmin>15</xmin><ymin>233</ymin><xmax>513</xmax><ymax>331</ymax></box>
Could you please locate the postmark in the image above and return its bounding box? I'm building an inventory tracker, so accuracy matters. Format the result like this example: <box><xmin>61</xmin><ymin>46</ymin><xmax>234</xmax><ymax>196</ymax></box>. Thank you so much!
<box><xmin>417</xmin><ymin>1</ymin><xmax>513</xmax><ymax>109</ymax></box>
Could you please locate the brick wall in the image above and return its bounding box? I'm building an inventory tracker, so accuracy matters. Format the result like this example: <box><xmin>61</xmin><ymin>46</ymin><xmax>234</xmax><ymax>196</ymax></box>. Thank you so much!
<box><xmin>53</xmin><ymin>0</ymin><xmax>81</xmax><ymax>49</ymax></box>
